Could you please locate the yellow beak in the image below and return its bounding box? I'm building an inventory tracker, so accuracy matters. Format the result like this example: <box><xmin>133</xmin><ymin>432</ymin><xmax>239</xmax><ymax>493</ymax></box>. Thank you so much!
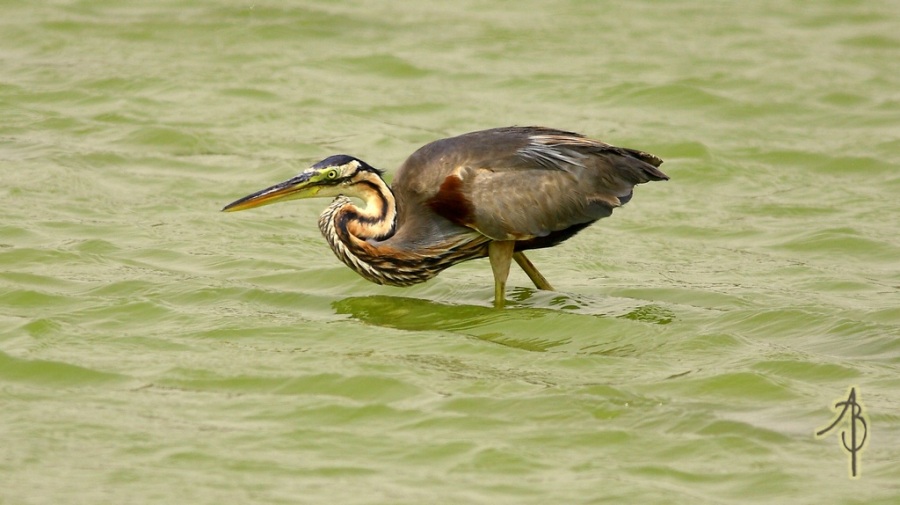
<box><xmin>222</xmin><ymin>172</ymin><xmax>319</xmax><ymax>212</ymax></box>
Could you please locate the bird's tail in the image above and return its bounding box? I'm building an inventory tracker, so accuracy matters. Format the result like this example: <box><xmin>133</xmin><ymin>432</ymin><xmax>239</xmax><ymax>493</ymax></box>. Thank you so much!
<box><xmin>620</xmin><ymin>147</ymin><xmax>669</xmax><ymax>182</ymax></box>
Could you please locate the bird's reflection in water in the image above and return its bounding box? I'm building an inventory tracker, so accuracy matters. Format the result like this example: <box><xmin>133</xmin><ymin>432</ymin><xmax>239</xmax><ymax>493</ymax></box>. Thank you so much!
<box><xmin>331</xmin><ymin>292</ymin><xmax>675</xmax><ymax>353</ymax></box>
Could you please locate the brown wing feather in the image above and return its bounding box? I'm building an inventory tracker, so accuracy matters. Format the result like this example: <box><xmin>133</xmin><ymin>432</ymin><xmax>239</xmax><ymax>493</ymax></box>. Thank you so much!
<box><xmin>392</xmin><ymin>126</ymin><xmax>667</xmax><ymax>243</ymax></box>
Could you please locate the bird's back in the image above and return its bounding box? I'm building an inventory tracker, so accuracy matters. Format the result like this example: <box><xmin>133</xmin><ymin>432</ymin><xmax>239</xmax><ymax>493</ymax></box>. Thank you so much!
<box><xmin>388</xmin><ymin>126</ymin><xmax>667</xmax><ymax>250</ymax></box>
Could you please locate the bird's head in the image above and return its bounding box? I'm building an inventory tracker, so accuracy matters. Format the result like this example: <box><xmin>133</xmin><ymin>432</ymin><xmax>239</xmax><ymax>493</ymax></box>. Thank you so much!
<box><xmin>222</xmin><ymin>155</ymin><xmax>384</xmax><ymax>212</ymax></box>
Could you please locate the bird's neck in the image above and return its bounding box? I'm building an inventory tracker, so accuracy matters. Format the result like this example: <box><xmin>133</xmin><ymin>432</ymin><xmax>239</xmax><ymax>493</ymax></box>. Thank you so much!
<box><xmin>316</xmin><ymin>173</ymin><xmax>487</xmax><ymax>287</ymax></box>
<box><xmin>317</xmin><ymin>176</ymin><xmax>417</xmax><ymax>286</ymax></box>
<box><xmin>331</xmin><ymin>176</ymin><xmax>398</xmax><ymax>241</ymax></box>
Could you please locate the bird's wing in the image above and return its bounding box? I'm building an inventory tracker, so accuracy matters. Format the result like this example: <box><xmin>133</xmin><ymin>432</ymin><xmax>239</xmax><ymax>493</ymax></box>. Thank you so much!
<box><xmin>417</xmin><ymin>128</ymin><xmax>668</xmax><ymax>241</ymax></box>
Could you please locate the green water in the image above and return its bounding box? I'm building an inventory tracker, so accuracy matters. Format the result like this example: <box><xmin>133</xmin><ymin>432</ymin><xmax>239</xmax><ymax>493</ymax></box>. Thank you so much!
<box><xmin>2</xmin><ymin>1</ymin><xmax>898</xmax><ymax>503</ymax></box>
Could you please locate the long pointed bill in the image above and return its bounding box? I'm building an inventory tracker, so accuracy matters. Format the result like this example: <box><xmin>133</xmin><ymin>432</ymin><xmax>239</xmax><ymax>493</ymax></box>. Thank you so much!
<box><xmin>222</xmin><ymin>172</ymin><xmax>320</xmax><ymax>212</ymax></box>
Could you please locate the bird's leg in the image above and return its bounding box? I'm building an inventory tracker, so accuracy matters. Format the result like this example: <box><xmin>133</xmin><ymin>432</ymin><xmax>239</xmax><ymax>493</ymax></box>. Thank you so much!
<box><xmin>488</xmin><ymin>240</ymin><xmax>515</xmax><ymax>308</ymax></box>
<box><xmin>513</xmin><ymin>252</ymin><xmax>555</xmax><ymax>291</ymax></box>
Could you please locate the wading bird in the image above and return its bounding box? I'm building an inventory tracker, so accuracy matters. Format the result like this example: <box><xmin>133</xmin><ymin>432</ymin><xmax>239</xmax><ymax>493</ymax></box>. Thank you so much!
<box><xmin>223</xmin><ymin>126</ymin><xmax>668</xmax><ymax>307</ymax></box>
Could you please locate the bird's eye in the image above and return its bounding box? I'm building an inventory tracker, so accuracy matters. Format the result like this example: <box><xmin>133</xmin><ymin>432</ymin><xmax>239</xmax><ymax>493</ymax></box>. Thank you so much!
<box><xmin>326</xmin><ymin>169</ymin><xmax>339</xmax><ymax>179</ymax></box>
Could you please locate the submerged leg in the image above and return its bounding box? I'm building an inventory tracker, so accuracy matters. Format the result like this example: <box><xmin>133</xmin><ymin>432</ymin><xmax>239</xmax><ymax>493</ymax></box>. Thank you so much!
<box><xmin>488</xmin><ymin>240</ymin><xmax>515</xmax><ymax>308</ymax></box>
<box><xmin>513</xmin><ymin>252</ymin><xmax>555</xmax><ymax>291</ymax></box>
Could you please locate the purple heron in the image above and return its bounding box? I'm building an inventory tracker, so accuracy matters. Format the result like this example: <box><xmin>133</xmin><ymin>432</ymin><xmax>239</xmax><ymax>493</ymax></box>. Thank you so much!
<box><xmin>223</xmin><ymin>126</ymin><xmax>668</xmax><ymax>307</ymax></box>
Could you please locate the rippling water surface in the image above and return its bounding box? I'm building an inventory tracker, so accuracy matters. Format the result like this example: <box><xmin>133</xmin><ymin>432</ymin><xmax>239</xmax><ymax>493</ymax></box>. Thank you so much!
<box><xmin>2</xmin><ymin>1</ymin><xmax>898</xmax><ymax>503</ymax></box>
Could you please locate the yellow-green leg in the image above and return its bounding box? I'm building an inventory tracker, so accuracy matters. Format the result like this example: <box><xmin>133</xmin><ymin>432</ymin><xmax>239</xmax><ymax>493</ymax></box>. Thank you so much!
<box><xmin>513</xmin><ymin>252</ymin><xmax>554</xmax><ymax>291</ymax></box>
<box><xmin>489</xmin><ymin>241</ymin><xmax>515</xmax><ymax>308</ymax></box>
